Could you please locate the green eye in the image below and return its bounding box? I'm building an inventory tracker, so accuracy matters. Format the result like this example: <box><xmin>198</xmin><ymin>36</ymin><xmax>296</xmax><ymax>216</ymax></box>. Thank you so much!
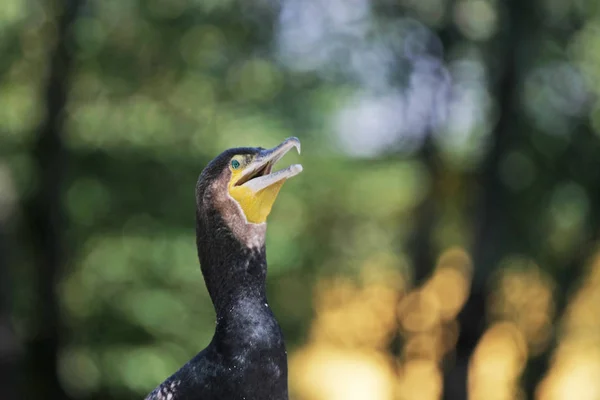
<box><xmin>231</xmin><ymin>159</ymin><xmax>241</xmax><ymax>169</ymax></box>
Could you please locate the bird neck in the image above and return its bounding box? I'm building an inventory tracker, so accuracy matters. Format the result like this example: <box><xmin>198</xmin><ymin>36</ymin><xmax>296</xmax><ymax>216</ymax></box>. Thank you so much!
<box><xmin>196</xmin><ymin>210</ymin><xmax>270</xmax><ymax>316</ymax></box>
<box><xmin>209</xmin><ymin>255</ymin><xmax>269</xmax><ymax>318</ymax></box>
<box><xmin>196</xmin><ymin>217</ymin><xmax>285</xmax><ymax>353</ymax></box>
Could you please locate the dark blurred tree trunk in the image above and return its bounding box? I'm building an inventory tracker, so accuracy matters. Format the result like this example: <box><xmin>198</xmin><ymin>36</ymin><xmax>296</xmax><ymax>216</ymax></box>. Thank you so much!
<box><xmin>0</xmin><ymin>220</ymin><xmax>21</xmax><ymax>400</ymax></box>
<box><xmin>25</xmin><ymin>0</ymin><xmax>81</xmax><ymax>399</ymax></box>
<box><xmin>442</xmin><ymin>1</ymin><xmax>533</xmax><ymax>399</ymax></box>
<box><xmin>408</xmin><ymin>137</ymin><xmax>438</xmax><ymax>284</ymax></box>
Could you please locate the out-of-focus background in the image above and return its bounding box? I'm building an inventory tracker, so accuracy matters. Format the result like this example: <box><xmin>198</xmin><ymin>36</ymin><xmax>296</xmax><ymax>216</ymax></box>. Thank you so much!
<box><xmin>1</xmin><ymin>0</ymin><xmax>600</xmax><ymax>399</ymax></box>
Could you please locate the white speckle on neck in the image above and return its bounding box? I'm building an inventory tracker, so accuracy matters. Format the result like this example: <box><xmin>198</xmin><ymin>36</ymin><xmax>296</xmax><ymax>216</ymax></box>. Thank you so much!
<box><xmin>150</xmin><ymin>380</ymin><xmax>180</xmax><ymax>400</ymax></box>
<box><xmin>236</xmin><ymin>298</ymin><xmax>273</xmax><ymax>344</ymax></box>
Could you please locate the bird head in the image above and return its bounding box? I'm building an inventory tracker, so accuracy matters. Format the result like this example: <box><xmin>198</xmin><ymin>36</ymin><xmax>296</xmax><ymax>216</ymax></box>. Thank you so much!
<box><xmin>196</xmin><ymin>137</ymin><xmax>302</xmax><ymax>247</ymax></box>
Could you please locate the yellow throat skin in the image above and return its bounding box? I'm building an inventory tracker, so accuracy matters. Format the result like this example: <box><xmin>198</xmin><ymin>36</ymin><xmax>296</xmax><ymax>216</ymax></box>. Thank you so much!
<box><xmin>228</xmin><ymin>178</ymin><xmax>286</xmax><ymax>224</ymax></box>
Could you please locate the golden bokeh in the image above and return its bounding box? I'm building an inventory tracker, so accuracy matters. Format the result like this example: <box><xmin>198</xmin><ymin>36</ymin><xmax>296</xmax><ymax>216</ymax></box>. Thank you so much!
<box><xmin>423</xmin><ymin>266</ymin><xmax>470</xmax><ymax>321</ymax></box>
<box><xmin>397</xmin><ymin>360</ymin><xmax>442</xmax><ymax>400</ymax></box>
<box><xmin>536</xmin><ymin>251</ymin><xmax>600</xmax><ymax>400</ymax></box>
<box><xmin>537</xmin><ymin>340</ymin><xmax>600</xmax><ymax>400</ymax></box>
<box><xmin>290</xmin><ymin>344</ymin><xmax>396</xmax><ymax>400</ymax></box>
<box><xmin>399</xmin><ymin>248</ymin><xmax>472</xmax><ymax>364</ymax></box>
<box><xmin>291</xmin><ymin>248</ymin><xmax>473</xmax><ymax>400</ymax></box>
<box><xmin>311</xmin><ymin>275</ymin><xmax>401</xmax><ymax>349</ymax></box>
<box><xmin>403</xmin><ymin>330</ymin><xmax>443</xmax><ymax>361</ymax></box>
<box><xmin>488</xmin><ymin>258</ymin><xmax>555</xmax><ymax>354</ymax></box>
<box><xmin>423</xmin><ymin>247</ymin><xmax>472</xmax><ymax>322</ymax></box>
<box><xmin>468</xmin><ymin>322</ymin><xmax>527</xmax><ymax>400</ymax></box>
<box><xmin>292</xmin><ymin>262</ymin><xmax>402</xmax><ymax>400</ymax></box>
<box><xmin>398</xmin><ymin>290</ymin><xmax>441</xmax><ymax>334</ymax></box>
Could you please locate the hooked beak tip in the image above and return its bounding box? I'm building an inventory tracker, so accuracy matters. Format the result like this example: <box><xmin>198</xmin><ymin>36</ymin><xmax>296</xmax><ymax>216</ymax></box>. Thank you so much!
<box><xmin>288</xmin><ymin>137</ymin><xmax>301</xmax><ymax>155</ymax></box>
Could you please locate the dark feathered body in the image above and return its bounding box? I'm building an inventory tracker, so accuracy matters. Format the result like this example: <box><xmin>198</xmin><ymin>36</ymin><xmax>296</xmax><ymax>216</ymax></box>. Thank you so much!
<box><xmin>145</xmin><ymin>148</ymin><xmax>289</xmax><ymax>400</ymax></box>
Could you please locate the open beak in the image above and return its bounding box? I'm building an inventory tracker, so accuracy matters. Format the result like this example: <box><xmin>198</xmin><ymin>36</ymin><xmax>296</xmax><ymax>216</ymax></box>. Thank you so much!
<box><xmin>236</xmin><ymin>137</ymin><xmax>303</xmax><ymax>192</ymax></box>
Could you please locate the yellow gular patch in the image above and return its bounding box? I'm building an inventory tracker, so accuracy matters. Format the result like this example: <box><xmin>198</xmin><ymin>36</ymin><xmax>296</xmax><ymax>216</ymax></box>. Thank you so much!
<box><xmin>228</xmin><ymin>165</ymin><xmax>286</xmax><ymax>224</ymax></box>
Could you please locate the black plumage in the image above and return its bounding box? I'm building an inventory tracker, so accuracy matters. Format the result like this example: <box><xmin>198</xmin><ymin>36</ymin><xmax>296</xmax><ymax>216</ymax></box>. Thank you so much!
<box><xmin>145</xmin><ymin>141</ymin><xmax>301</xmax><ymax>400</ymax></box>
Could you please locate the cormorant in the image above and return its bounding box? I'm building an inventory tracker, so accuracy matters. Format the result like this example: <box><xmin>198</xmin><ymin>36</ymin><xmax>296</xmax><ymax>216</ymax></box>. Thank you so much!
<box><xmin>145</xmin><ymin>137</ymin><xmax>303</xmax><ymax>400</ymax></box>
